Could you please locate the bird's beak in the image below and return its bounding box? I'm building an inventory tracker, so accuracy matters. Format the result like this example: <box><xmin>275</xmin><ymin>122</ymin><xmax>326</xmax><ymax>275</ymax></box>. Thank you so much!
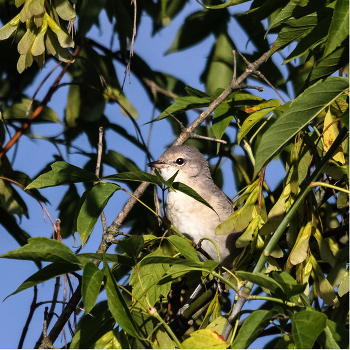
<box><xmin>147</xmin><ymin>160</ymin><xmax>167</xmax><ymax>169</ymax></box>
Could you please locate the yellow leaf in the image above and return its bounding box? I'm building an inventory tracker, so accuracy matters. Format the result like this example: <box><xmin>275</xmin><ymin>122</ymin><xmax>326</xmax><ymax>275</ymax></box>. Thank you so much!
<box><xmin>323</xmin><ymin>109</ymin><xmax>345</xmax><ymax>164</ymax></box>
<box><xmin>181</xmin><ymin>329</ymin><xmax>227</xmax><ymax>349</ymax></box>
<box><xmin>289</xmin><ymin>222</ymin><xmax>312</xmax><ymax>265</ymax></box>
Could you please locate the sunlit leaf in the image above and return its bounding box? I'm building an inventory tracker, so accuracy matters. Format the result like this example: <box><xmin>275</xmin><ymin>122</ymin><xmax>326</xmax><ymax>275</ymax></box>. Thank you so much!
<box><xmin>254</xmin><ymin>77</ymin><xmax>349</xmax><ymax>175</ymax></box>
<box><xmin>26</xmin><ymin>161</ymin><xmax>98</xmax><ymax>189</ymax></box>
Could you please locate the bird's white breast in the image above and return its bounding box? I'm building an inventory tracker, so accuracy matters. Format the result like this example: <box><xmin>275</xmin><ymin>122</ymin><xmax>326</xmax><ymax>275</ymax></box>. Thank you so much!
<box><xmin>166</xmin><ymin>190</ymin><xmax>230</xmax><ymax>261</ymax></box>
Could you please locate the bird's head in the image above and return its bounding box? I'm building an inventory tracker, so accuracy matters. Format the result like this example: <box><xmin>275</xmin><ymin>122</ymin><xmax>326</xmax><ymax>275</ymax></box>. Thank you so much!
<box><xmin>148</xmin><ymin>145</ymin><xmax>211</xmax><ymax>184</ymax></box>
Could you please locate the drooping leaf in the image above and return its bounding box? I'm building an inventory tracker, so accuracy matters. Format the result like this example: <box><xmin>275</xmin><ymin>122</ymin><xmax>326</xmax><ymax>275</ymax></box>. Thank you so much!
<box><xmin>3</xmin><ymin>98</ymin><xmax>60</xmax><ymax>123</ymax></box>
<box><xmin>103</xmin><ymin>171</ymin><xmax>162</xmax><ymax>187</ymax></box>
<box><xmin>26</xmin><ymin>161</ymin><xmax>98</xmax><ymax>189</ymax></box>
<box><xmin>0</xmin><ymin>237</ymin><xmax>80</xmax><ymax>265</ymax></box>
<box><xmin>231</xmin><ymin>307</ymin><xmax>281</xmax><ymax>348</ymax></box>
<box><xmin>323</xmin><ymin>108</ymin><xmax>345</xmax><ymax>164</ymax></box>
<box><xmin>323</xmin><ymin>0</ymin><xmax>349</xmax><ymax>57</ymax></box>
<box><xmin>118</xmin><ymin>235</ymin><xmax>144</xmax><ymax>264</ymax></box>
<box><xmin>80</xmin><ymin>263</ymin><xmax>103</xmax><ymax>316</ymax></box>
<box><xmin>237</xmin><ymin>108</ymin><xmax>275</xmax><ymax>145</ymax></box>
<box><xmin>165</xmin><ymin>10</ymin><xmax>229</xmax><ymax>54</ymax></box>
<box><xmin>70</xmin><ymin>302</ymin><xmax>115</xmax><ymax>349</ymax></box>
<box><xmin>54</xmin><ymin>0</ymin><xmax>76</xmax><ymax>21</ymax></box>
<box><xmin>254</xmin><ymin>77</ymin><xmax>349</xmax><ymax>175</ymax></box>
<box><xmin>0</xmin><ymin>14</ymin><xmax>20</xmax><ymax>40</ymax></box>
<box><xmin>235</xmin><ymin>271</ymin><xmax>283</xmax><ymax>295</ymax></box>
<box><xmin>77</xmin><ymin>183</ymin><xmax>120</xmax><ymax>246</ymax></box>
<box><xmin>104</xmin><ymin>259</ymin><xmax>140</xmax><ymax>339</ymax></box>
<box><xmin>317</xmin><ymin>318</ymin><xmax>349</xmax><ymax>349</ymax></box>
<box><xmin>167</xmin><ymin>235</ymin><xmax>200</xmax><ymax>262</ymax></box>
<box><xmin>172</xmin><ymin>182</ymin><xmax>217</xmax><ymax>214</ymax></box>
<box><xmin>153</xmin><ymin>95</ymin><xmax>212</xmax><ymax>123</ymax></box>
<box><xmin>4</xmin><ymin>262</ymin><xmax>81</xmax><ymax>300</ymax></box>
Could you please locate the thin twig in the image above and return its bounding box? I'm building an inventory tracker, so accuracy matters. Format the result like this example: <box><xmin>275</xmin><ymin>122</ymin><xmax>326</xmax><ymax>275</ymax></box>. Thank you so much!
<box><xmin>95</xmin><ymin>127</ymin><xmax>107</xmax><ymax>232</ymax></box>
<box><xmin>18</xmin><ymin>286</ymin><xmax>38</xmax><ymax>349</ymax></box>
<box><xmin>122</xmin><ymin>0</ymin><xmax>137</xmax><ymax>87</ymax></box>
<box><xmin>258</xmin><ymin>166</ymin><xmax>267</xmax><ymax>215</ymax></box>
<box><xmin>239</xmin><ymin>52</ymin><xmax>287</xmax><ymax>104</ymax></box>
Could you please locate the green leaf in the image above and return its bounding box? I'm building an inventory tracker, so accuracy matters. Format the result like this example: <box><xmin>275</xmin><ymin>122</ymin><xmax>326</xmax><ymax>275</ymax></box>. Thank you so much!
<box><xmin>77</xmin><ymin>253</ymin><xmax>134</xmax><ymax>267</ymax></box>
<box><xmin>172</xmin><ymin>182</ymin><xmax>217</xmax><ymax>215</ymax></box>
<box><xmin>212</xmin><ymin>102</ymin><xmax>234</xmax><ymax>142</ymax></box>
<box><xmin>153</xmin><ymin>95</ymin><xmax>212</xmax><ymax>123</ymax></box>
<box><xmin>324</xmin><ymin>0</ymin><xmax>349</xmax><ymax>57</ymax></box>
<box><xmin>235</xmin><ymin>271</ymin><xmax>283</xmax><ymax>295</ymax></box>
<box><xmin>4</xmin><ymin>262</ymin><xmax>81</xmax><ymax>300</ymax></box>
<box><xmin>216</xmin><ymin>185</ymin><xmax>259</xmax><ymax>235</ymax></box>
<box><xmin>77</xmin><ymin>183</ymin><xmax>120</xmax><ymax>246</ymax></box>
<box><xmin>203</xmin><ymin>32</ymin><xmax>234</xmax><ymax>95</ymax></box>
<box><xmin>155</xmin><ymin>328</ymin><xmax>175</xmax><ymax>349</ymax></box>
<box><xmin>283</xmin><ymin>15</ymin><xmax>331</xmax><ymax>64</ymax></box>
<box><xmin>70</xmin><ymin>302</ymin><xmax>115</xmax><ymax>349</ymax></box>
<box><xmin>0</xmin><ymin>208</ymin><xmax>38</xmax><ymax>267</ymax></box>
<box><xmin>231</xmin><ymin>307</ymin><xmax>281</xmax><ymax>348</ymax></box>
<box><xmin>130</xmin><ymin>251</ymin><xmax>171</xmax><ymax>309</ymax></box>
<box><xmin>45</xmin><ymin>12</ymin><xmax>74</xmax><ymax>48</ymax></box>
<box><xmin>66</xmin><ymin>84</ymin><xmax>106</xmax><ymax>127</ymax></box>
<box><xmin>118</xmin><ymin>235</ymin><xmax>144</xmax><ymax>264</ymax></box>
<box><xmin>17</xmin><ymin>24</ymin><xmax>37</xmax><ymax>55</ymax></box>
<box><xmin>54</xmin><ymin>0</ymin><xmax>76</xmax><ymax>21</ymax></box>
<box><xmin>82</xmin><ymin>262</ymin><xmax>104</xmax><ymax>314</ymax></box>
<box><xmin>31</xmin><ymin>18</ymin><xmax>48</xmax><ymax>56</ymax></box>
<box><xmin>237</xmin><ymin>108</ymin><xmax>275</xmax><ymax>145</ymax></box>
<box><xmin>308</xmin><ymin>42</ymin><xmax>349</xmax><ymax>84</ymax></box>
<box><xmin>180</xmin><ymin>329</ymin><xmax>227</xmax><ymax>349</ymax></box>
<box><xmin>165</xmin><ymin>10</ymin><xmax>228</xmax><ymax>54</ymax></box>
<box><xmin>26</xmin><ymin>161</ymin><xmax>98</xmax><ymax>189</ymax></box>
<box><xmin>254</xmin><ymin>77</ymin><xmax>349</xmax><ymax>175</ymax></box>
<box><xmin>45</xmin><ymin>27</ymin><xmax>73</xmax><ymax>62</ymax></box>
<box><xmin>317</xmin><ymin>318</ymin><xmax>349</xmax><ymax>349</ymax></box>
<box><xmin>338</xmin><ymin>268</ymin><xmax>349</xmax><ymax>297</ymax></box>
<box><xmin>292</xmin><ymin>310</ymin><xmax>327</xmax><ymax>348</ymax></box>
<box><xmin>310</xmin><ymin>254</ymin><xmax>339</xmax><ymax>306</ymax></box>
<box><xmin>103</xmin><ymin>171</ymin><xmax>162</xmax><ymax>187</ymax></box>
<box><xmin>271</xmin><ymin>271</ymin><xmax>307</xmax><ymax>302</ymax></box>
<box><xmin>197</xmin><ymin>0</ymin><xmax>250</xmax><ymax>9</ymax></box>
<box><xmin>0</xmin><ymin>14</ymin><xmax>20</xmax><ymax>40</ymax></box>
<box><xmin>92</xmin><ymin>329</ymin><xmax>124</xmax><ymax>349</ymax></box>
<box><xmin>0</xmin><ymin>237</ymin><xmax>80</xmax><ymax>265</ymax></box>
<box><xmin>104</xmin><ymin>260</ymin><xmax>140</xmax><ymax>339</ymax></box>
<box><xmin>3</xmin><ymin>98</ymin><xmax>60</xmax><ymax>123</ymax></box>
<box><xmin>105</xmin><ymin>151</ymin><xmax>140</xmax><ymax>173</ymax></box>
<box><xmin>167</xmin><ymin>235</ymin><xmax>200</xmax><ymax>261</ymax></box>
<box><xmin>0</xmin><ymin>179</ymin><xmax>28</xmax><ymax>218</ymax></box>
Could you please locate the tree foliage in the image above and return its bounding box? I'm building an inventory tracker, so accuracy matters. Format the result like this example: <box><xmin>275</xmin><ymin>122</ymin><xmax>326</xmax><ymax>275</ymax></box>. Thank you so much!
<box><xmin>0</xmin><ymin>0</ymin><xmax>348</xmax><ymax>348</ymax></box>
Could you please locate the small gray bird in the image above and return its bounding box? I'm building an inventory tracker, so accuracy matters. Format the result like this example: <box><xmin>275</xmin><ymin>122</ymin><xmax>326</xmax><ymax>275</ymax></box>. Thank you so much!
<box><xmin>148</xmin><ymin>145</ymin><xmax>240</xmax><ymax>268</ymax></box>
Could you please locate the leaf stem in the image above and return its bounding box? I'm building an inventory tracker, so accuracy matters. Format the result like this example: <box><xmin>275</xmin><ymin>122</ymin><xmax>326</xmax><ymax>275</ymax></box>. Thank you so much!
<box><xmin>152</xmin><ymin>311</ymin><xmax>182</xmax><ymax>348</ymax></box>
<box><xmin>248</xmin><ymin>295</ymin><xmax>295</xmax><ymax>306</ymax></box>
<box><xmin>309</xmin><ymin>182</ymin><xmax>349</xmax><ymax>194</ymax></box>
<box><xmin>211</xmin><ymin>271</ymin><xmax>239</xmax><ymax>292</ymax></box>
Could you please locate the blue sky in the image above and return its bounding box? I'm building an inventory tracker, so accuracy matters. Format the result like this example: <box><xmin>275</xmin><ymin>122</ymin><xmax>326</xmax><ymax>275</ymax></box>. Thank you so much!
<box><xmin>0</xmin><ymin>1</ymin><xmax>291</xmax><ymax>348</ymax></box>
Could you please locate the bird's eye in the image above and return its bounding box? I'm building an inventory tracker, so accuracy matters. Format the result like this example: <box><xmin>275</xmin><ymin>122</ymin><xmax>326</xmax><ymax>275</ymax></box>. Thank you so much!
<box><xmin>175</xmin><ymin>158</ymin><xmax>184</xmax><ymax>165</ymax></box>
